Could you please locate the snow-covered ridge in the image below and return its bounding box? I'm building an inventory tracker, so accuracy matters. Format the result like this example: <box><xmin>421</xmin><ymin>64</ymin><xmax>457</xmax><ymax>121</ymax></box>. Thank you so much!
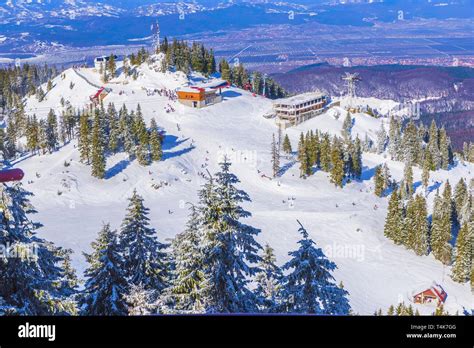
<box><xmin>0</xmin><ymin>0</ymin><xmax>124</xmax><ymax>23</ymax></box>
<box><xmin>19</xmin><ymin>56</ymin><xmax>474</xmax><ymax>315</ymax></box>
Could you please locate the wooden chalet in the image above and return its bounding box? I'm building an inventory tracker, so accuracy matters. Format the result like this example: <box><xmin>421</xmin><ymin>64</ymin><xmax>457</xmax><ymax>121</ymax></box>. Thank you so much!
<box><xmin>413</xmin><ymin>283</ymin><xmax>447</xmax><ymax>305</ymax></box>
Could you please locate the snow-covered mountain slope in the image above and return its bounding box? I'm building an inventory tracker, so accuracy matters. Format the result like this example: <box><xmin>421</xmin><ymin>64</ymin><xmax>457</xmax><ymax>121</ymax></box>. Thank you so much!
<box><xmin>0</xmin><ymin>0</ymin><xmax>124</xmax><ymax>24</ymax></box>
<box><xmin>19</xmin><ymin>57</ymin><xmax>474</xmax><ymax>315</ymax></box>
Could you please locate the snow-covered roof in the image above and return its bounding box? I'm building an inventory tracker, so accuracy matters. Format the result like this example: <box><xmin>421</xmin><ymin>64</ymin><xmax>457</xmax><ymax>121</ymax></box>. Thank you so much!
<box><xmin>412</xmin><ymin>282</ymin><xmax>447</xmax><ymax>300</ymax></box>
<box><xmin>196</xmin><ymin>79</ymin><xmax>228</xmax><ymax>89</ymax></box>
<box><xmin>178</xmin><ymin>79</ymin><xmax>229</xmax><ymax>94</ymax></box>
<box><xmin>274</xmin><ymin>92</ymin><xmax>326</xmax><ymax>106</ymax></box>
<box><xmin>177</xmin><ymin>86</ymin><xmax>204</xmax><ymax>94</ymax></box>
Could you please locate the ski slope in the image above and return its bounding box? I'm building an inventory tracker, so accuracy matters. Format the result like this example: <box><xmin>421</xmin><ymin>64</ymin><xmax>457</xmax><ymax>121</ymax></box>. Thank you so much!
<box><xmin>19</xmin><ymin>56</ymin><xmax>474</xmax><ymax>315</ymax></box>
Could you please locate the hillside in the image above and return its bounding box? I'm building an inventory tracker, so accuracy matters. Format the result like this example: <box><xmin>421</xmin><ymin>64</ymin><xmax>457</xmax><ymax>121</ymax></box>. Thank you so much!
<box><xmin>272</xmin><ymin>64</ymin><xmax>474</xmax><ymax>150</ymax></box>
<box><xmin>17</xmin><ymin>56</ymin><xmax>474</xmax><ymax>315</ymax></box>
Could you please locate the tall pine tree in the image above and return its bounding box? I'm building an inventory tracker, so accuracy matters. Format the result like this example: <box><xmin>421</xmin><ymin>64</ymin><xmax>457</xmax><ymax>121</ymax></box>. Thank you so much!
<box><xmin>405</xmin><ymin>195</ymin><xmax>430</xmax><ymax>255</ymax></box>
<box><xmin>384</xmin><ymin>189</ymin><xmax>404</xmax><ymax>244</ymax></box>
<box><xmin>81</xmin><ymin>223</ymin><xmax>128</xmax><ymax>315</ymax></box>
<box><xmin>119</xmin><ymin>190</ymin><xmax>169</xmax><ymax>293</ymax></box>
<box><xmin>91</xmin><ymin>109</ymin><xmax>106</xmax><ymax>179</ymax></box>
<box><xmin>170</xmin><ymin>204</ymin><xmax>205</xmax><ymax>313</ymax></box>
<box><xmin>451</xmin><ymin>222</ymin><xmax>472</xmax><ymax>283</ymax></box>
<box><xmin>254</xmin><ymin>244</ymin><xmax>283</xmax><ymax>313</ymax></box>
<box><xmin>198</xmin><ymin>158</ymin><xmax>262</xmax><ymax>313</ymax></box>
<box><xmin>431</xmin><ymin>184</ymin><xmax>453</xmax><ymax>265</ymax></box>
<box><xmin>280</xmin><ymin>221</ymin><xmax>350</xmax><ymax>315</ymax></box>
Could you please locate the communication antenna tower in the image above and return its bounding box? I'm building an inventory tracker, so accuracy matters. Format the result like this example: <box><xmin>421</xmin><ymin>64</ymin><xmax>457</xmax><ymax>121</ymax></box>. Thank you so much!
<box><xmin>151</xmin><ymin>20</ymin><xmax>161</xmax><ymax>53</ymax></box>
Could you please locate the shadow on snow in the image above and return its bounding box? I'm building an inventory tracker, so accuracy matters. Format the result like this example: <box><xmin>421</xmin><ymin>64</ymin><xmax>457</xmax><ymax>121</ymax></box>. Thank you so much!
<box><xmin>104</xmin><ymin>135</ymin><xmax>195</xmax><ymax>178</ymax></box>
<box><xmin>105</xmin><ymin>159</ymin><xmax>131</xmax><ymax>180</ymax></box>
<box><xmin>162</xmin><ymin>134</ymin><xmax>195</xmax><ymax>161</ymax></box>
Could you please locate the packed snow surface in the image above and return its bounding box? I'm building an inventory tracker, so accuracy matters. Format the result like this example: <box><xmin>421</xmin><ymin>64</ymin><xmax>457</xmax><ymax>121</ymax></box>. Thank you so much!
<box><xmin>19</xmin><ymin>56</ymin><xmax>473</xmax><ymax>315</ymax></box>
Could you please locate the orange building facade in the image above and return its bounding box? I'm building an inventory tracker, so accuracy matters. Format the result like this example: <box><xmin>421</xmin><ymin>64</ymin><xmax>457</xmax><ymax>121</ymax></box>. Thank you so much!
<box><xmin>177</xmin><ymin>80</ymin><xmax>228</xmax><ymax>108</ymax></box>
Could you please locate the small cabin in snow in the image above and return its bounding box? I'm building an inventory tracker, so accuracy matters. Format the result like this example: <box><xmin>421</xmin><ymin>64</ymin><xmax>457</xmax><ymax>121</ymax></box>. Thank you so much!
<box><xmin>90</xmin><ymin>87</ymin><xmax>111</xmax><ymax>105</ymax></box>
<box><xmin>94</xmin><ymin>55</ymin><xmax>117</xmax><ymax>70</ymax></box>
<box><xmin>413</xmin><ymin>283</ymin><xmax>447</xmax><ymax>305</ymax></box>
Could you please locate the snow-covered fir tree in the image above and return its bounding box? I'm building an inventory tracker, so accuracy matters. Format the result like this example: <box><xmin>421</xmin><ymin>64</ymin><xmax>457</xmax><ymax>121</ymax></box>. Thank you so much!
<box><xmin>439</xmin><ymin>127</ymin><xmax>452</xmax><ymax>170</ymax></box>
<box><xmin>405</xmin><ymin>194</ymin><xmax>429</xmax><ymax>256</ymax></box>
<box><xmin>282</xmin><ymin>134</ymin><xmax>292</xmax><ymax>154</ymax></box>
<box><xmin>108</xmin><ymin>105</ymin><xmax>120</xmax><ymax>154</ymax></box>
<box><xmin>26</xmin><ymin>115</ymin><xmax>40</xmax><ymax>154</ymax></box>
<box><xmin>453</xmin><ymin>178</ymin><xmax>468</xmax><ymax>224</ymax></box>
<box><xmin>388</xmin><ymin>116</ymin><xmax>402</xmax><ymax>161</ymax></box>
<box><xmin>125</xmin><ymin>284</ymin><xmax>156</xmax><ymax>315</ymax></box>
<box><xmin>298</xmin><ymin>133</ymin><xmax>311</xmax><ymax>177</ymax></box>
<box><xmin>107</xmin><ymin>54</ymin><xmax>117</xmax><ymax>79</ymax></box>
<box><xmin>363</xmin><ymin>132</ymin><xmax>373</xmax><ymax>153</ymax></box>
<box><xmin>254</xmin><ymin>244</ymin><xmax>283</xmax><ymax>313</ymax></box>
<box><xmin>119</xmin><ymin>190</ymin><xmax>169</xmax><ymax>293</ymax></box>
<box><xmin>280</xmin><ymin>221</ymin><xmax>350</xmax><ymax>315</ymax></box>
<box><xmin>308</xmin><ymin>131</ymin><xmax>319</xmax><ymax>170</ymax></box>
<box><xmin>36</xmin><ymin>87</ymin><xmax>45</xmax><ymax>102</ymax></box>
<box><xmin>119</xmin><ymin>105</ymin><xmax>136</xmax><ymax>158</ymax></box>
<box><xmin>376</xmin><ymin>121</ymin><xmax>387</xmax><ymax>154</ymax></box>
<box><xmin>374</xmin><ymin>165</ymin><xmax>385</xmax><ymax>197</ymax></box>
<box><xmin>81</xmin><ymin>223</ymin><xmax>128</xmax><ymax>315</ymax></box>
<box><xmin>45</xmin><ymin>109</ymin><xmax>59</xmax><ymax>153</ymax></box>
<box><xmin>401</xmin><ymin>163</ymin><xmax>414</xmax><ymax>200</ymax></box>
<box><xmin>320</xmin><ymin>133</ymin><xmax>331</xmax><ymax>172</ymax></box>
<box><xmin>381</xmin><ymin>302</ymin><xmax>419</xmax><ymax>316</ymax></box>
<box><xmin>198</xmin><ymin>157</ymin><xmax>262</xmax><ymax>313</ymax></box>
<box><xmin>451</xmin><ymin>222</ymin><xmax>472</xmax><ymax>283</ymax></box>
<box><xmin>169</xmin><ymin>204</ymin><xmax>206</xmax><ymax>313</ymax></box>
<box><xmin>134</xmin><ymin>105</ymin><xmax>150</xmax><ymax>166</ymax></box>
<box><xmin>38</xmin><ymin>120</ymin><xmax>48</xmax><ymax>155</ymax></box>
<box><xmin>91</xmin><ymin>109</ymin><xmax>106</xmax><ymax>179</ymax></box>
<box><xmin>351</xmin><ymin>136</ymin><xmax>362</xmax><ymax>179</ymax></box>
<box><xmin>58</xmin><ymin>248</ymin><xmax>80</xmax><ymax>298</ymax></box>
<box><xmin>431</xmin><ymin>183</ymin><xmax>453</xmax><ymax>265</ymax></box>
<box><xmin>78</xmin><ymin>112</ymin><xmax>91</xmax><ymax>164</ymax></box>
<box><xmin>0</xmin><ymin>183</ymin><xmax>77</xmax><ymax>315</ymax></box>
<box><xmin>384</xmin><ymin>189</ymin><xmax>404</xmax><ymax>244</ymax></box>
<box><xmin>401</xmin><ymin>120</ymin><xmax>421</xmax><ymax>165</ymax></box>
<box><xmin>428</xmin><ymin>120</ymin><xmax>441</xmax><ymax>170</ymax></box>
<box><xmin>342</xmin><ymin>112</ymin><xmax>352</xmax><ymax>139</ymax></box>
<box><xmin>459</xmin><ymin>194</ymin><xmax>473</xmax><ymax>226</ymax></box>
<box><xmin>330</xmin><ymin>138</ymin><xmax>345</xmax><ymax>188</ymax></box>
<box><xmin>149</xmin><ymin>118</ymin><xmax>163</xmax><ymax>162</ymax></box>
<box><xmin>382</xmin><ymin>163</ymin><xmax>392</xmax><ymax>192</ymax></box>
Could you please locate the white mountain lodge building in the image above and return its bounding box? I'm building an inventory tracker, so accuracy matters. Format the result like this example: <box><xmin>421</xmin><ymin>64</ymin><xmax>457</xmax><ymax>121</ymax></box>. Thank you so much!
<box><xmin>274</xmin><ymin>92</ymin><xmax>328</xmax><ymax>128</ymax></box>
<box><xmin>94</xmin><ymin>55</ymin><xmax>117</xmax><ymax>70</ymax></box>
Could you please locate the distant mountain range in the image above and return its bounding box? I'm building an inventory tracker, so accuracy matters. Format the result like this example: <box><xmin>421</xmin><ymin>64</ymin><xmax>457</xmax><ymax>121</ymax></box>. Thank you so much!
<box><xmin>272</xmin><ymin>64</ymin><xmax>474</xmax><ymax>149</ymax></box>
<box><xmin>0</xmin><ymin>0</ymin><xmax>473</xmax><ymax>52</ymax></box>
<box><xmin>1</xmin><ymin>0</ymin><xmax>471</xmax><ymax>23</ymax></box>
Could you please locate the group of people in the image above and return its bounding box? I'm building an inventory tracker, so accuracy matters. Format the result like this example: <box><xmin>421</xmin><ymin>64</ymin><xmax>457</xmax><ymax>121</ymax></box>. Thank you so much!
<box><xmin>164</xmin><ymin>103</ymin><xmax>176</xmax><ymax>113</ymax></box>
<box><xmin>145</xmin><ymin>87</ymin><xmax>177</xmax><ymax>100</ymax></box>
